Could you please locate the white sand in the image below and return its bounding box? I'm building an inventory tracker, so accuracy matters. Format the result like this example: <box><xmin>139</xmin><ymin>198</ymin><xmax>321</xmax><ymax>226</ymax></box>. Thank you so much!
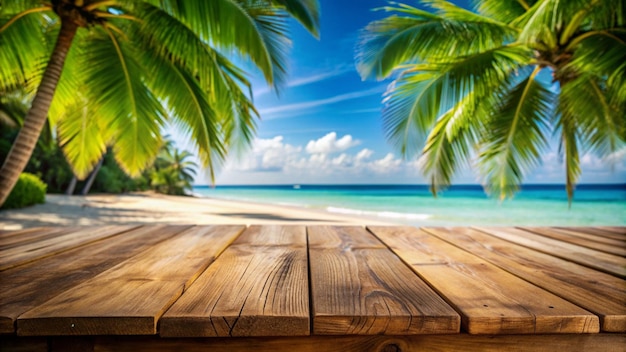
<box><xmin>0</xmin><ymin>192</ymin><xmax>397</xmax><ymax>230</ymax></box>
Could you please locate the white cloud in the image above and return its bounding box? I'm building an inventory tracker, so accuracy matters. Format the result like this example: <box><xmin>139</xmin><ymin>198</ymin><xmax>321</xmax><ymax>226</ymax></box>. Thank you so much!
<box><xmin>305</xmin><ymin>132</ymin><xmax>360</xmax><ymax>154</ymax></box>
<box><xmin>356</xmin><ymin>148</ymin><xmax>374</xmax><ymax>161</ymax></box>
<box><xmin>226</xmin><ymin>136</ymin><xmax>301</xmax><ymax>172</ymax></box>
<box><xmin>371</xmin><ymin>153</ymin><xmax>402</xmax><ymax>173</ymax></box>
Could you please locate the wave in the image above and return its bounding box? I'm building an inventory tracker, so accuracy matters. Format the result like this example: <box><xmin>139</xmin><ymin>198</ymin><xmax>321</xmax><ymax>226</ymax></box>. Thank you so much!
<box><xmin>326</xmin><ymin>206</ymin><xmax>431</xmax><ymax>220</ymax></box>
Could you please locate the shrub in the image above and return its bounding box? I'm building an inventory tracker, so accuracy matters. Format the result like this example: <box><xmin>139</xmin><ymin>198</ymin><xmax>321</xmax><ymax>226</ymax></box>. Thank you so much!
<box><xmin>1</xmin><ymin>173</ymin><xmax>47</xmax><ymax>209</ymax></box>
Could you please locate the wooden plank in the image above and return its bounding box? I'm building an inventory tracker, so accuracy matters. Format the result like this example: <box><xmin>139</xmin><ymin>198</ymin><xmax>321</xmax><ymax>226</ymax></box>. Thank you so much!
<box><xmin>519</xmin><ymin>227</ymin><xmax>626</xmax><ymax>257</ymax></box>
<box><xmin>308</xmin><ymin>226</ymin><xmax>460</xmax><ymax>335</ymax></box>
<box><xmin>0</xmin><ymin>227</ymin><xmax>49</xmax><ymax>239</ymax></box>
<box><xmin>0</xmin><ymin>225</ymin><xmax>138</xmax><ymax>271</ymax></box>
<box><xmin>369</xmin><ymin>226</ymin><xmax>599</xmax><ymax>335</ymax></box>
<box><xmin>17</xmin><ymin>225</ymin><xmax>245</xmax><ymax>336</ymax></box>
<box><xmin>0</xmin><ymin>227</ymin><xmax>79</xmax><ymax>250</ymax></box>
<box><xmin>231</xmin><ymin>224</ymin><xmax>307</xmax><ymax>247</ymax></box>
<box><xmin>92</xmin><ymin>334</ymin><xmax>626</xmax><ymax>352</ymax></box>
<box><xmin>424</xmin><ymin>227</ymin><xmax>626</xmax><ymax>332</ymax></box>
<box><xmin>307</xmin><ymin>225</ymin><xmax>385</xmax><ymax>249</ymax></box>
<box><xmin>161</xmin><ymin>225</ymin><xmax>309</xmax><ymax>337</ymax></box>
<box><xmin>554</xmin><ymin>227</ymin><xmax>626</xmax><ymax>245</ymax></box>
<box><xmin>474</xmin><ymin>227</ymin><xmax>626</xmax><ymax>279</ymax></box>
<box><xmin>594</xmin><ymin>226</ymin><xmax>626</xmax><ymax>236</ymax></box>
<box><xmin>0</xmin><ymin>225</ymin><xmax>190</xmax><ymax>334</ymax></box>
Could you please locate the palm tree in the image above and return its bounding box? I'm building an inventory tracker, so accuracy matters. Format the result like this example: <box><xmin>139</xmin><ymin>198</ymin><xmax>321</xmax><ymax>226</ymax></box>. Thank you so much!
<box><xmin>150</xmin><ymin>142</ymin><xmax>198</xmax><ymax>196</ymax></box>
<box><xmin>0</xmin><ymin>0</ymin><xmax>320</xmax><ymax>206</ymax></box>
<box><xmin>357</xmin><ymin>0</ymin><xmax>625</xmax><ymax>202</ymax></box>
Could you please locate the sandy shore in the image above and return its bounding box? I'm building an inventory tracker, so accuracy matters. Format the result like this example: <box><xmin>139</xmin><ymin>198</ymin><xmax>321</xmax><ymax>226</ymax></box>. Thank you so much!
<box><xmin>0</xmin><ymin>192</ymin><xmax>397</xmax><ymax>230</ymax></box>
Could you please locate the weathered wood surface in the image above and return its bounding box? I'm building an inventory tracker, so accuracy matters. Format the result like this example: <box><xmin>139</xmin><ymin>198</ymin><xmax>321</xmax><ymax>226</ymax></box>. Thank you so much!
<box><xmin>557</xmin><ymin>227</ymin><xmax>626</xmax><ymax>244</ymax></box>
<box><xmin>17</xmin><ymin>225</ymin><xmax>245</xmax><ymax>335</ymax></box>
<box><xmin>0</xmin><ymin>225</ymin><xmax>624</xmax><ymax>351</ymax></box>
<box><xmin>0</xmin><ymin>225</ymin><xmax>189</xmax><ymax>334</ymax></box>
<box><xmin>520</xmin><ymin>227</ymin><xmax>626</xmax><ymax>257</ymax></box>
<box><xmin>368</xmin><ymin>226</ymin><xmax>600</xmax><ymax>335</ymax></box>
<box><xmin>161</xmin><ymin>225</ymin><xmax>310</xmax><ymax>337</ymax></box>
<box><xmin>309</xmin><ymin>226</ymin><xmax>460</xmax><ymax>335</ymax></box>
<box><xmin>591</xmin><ymin>226</ymin><xmax>626</xmax><ymax>238</ymax></box>
<box><xmin>0</xmin><ymin>225</ymin><xmax>137</xmax><ymax>271</ymax></box>
<box><xmin>474</xmin><ymin>227</ymin><xmax>626</xmax><ymax>278</ymax></box>
<box><xmin>422</xmin><ymin>227</ymin><xmax>626</xmax><ymax>332</ymax></box>
<box><xmin>0</xmin><ymin>227</ymin><xmax>77</xmax><ymax>250</ymax></box>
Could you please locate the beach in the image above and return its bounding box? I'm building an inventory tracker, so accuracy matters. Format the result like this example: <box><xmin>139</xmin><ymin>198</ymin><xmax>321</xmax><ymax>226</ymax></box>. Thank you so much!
<box><xmin>0</xmin><ymin>192</ymin><xmax>395</xmax><ymax>230</ymax></box>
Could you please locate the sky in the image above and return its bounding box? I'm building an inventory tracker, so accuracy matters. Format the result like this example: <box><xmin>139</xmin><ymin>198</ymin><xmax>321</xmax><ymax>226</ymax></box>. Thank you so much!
<box><xmin>183</xmin><ymin>0</ymin><xmax>625</xmax><ymax>186</ymax></box>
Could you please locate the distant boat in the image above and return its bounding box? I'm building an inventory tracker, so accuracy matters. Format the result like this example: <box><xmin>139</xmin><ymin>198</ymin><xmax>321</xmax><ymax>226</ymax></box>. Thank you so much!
<box><xmin>293</xmin><ymin>185</ymin><xmax>301</xmax><ymax>189</ymax></box>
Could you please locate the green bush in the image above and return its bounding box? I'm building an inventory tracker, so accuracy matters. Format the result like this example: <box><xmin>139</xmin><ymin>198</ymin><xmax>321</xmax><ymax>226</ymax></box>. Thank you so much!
<box><xmin>1</xmin><ymin>173</ymin><xmax>47</xmax><ymax>209</ymax></box>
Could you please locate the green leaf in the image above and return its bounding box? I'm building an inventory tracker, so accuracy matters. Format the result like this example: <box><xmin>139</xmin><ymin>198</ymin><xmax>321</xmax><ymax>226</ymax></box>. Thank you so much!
<box><xmin>57</xmin><ymin>102</ymin><xmax>107</xmax><ymax>179</ymax></box>
<box><xmin>357</xmin><ymin>2</ymin><xmax>515</xmax><ymax>79</ymax></box>
<box><xmin>81</xmin><ymin>27</ymin><xmax>165</xmax><ymax>176</ymax></box>
<box><xmin>382</xmin><ymin>45</ymin><xmax>529</xmax><ymax>158</ymax></box>
<box><xmin>479</xmin><ymin>67</ymin><xmax>554</xmax><ymax>199</ymax></box>
<box><xmin>421</xmin><ymin>92</ymin><xmax>483</xmax><ymax>195</ymax></box>
<box><xmin>271</xmin><ymin>0</ymin><xmax>320</xmax><ymax>37</ymax></box>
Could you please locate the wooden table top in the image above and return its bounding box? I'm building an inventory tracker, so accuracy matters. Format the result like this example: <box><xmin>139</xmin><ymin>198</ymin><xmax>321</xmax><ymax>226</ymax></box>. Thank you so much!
<box><xmin>1</xmin><ymin>225</ymin><xmax>624</xmax><ymax>351</ymax></box>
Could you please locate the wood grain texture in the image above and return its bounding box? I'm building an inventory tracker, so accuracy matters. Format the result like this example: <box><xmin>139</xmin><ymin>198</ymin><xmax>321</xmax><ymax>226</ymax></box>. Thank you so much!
<box><xmin>0</xmin><ymin>227</ymin><xmax>45</xmax><ymax>239</ymax></box>
<box><xmin>0</xmin><ymin>227</ymin><xmax>77</xmax><ymax>249</ymax></box>
<box><xmin>16</xmin><ymin>225</ymin><xmax>245</xmax><ymax>336</ymax></box>
<box><xmin>0</xmin><ymin>225</ymin><xmax>189</xmax><ymax>334</ymax></box>
<box><xmin>161</xmin><ymin>226</ymin><xmax>309</xmax><ymax>337</ymax></box>
<box><xmin>308</xmin><ymin>226</ymin><xmax>460</xmax><ymax>335</ymax></box>
<box><xmin>595</xmin><ymin>226</ymin><xmax>626</xmax><ymax>235</ymax></box>
<box><xmin>0</xmin><ymin>225</ymin><xmax>137</xmax><ymax>271</ymax></box>
<box><xmin>424</xmin><ymin>227</ymin><xmax>626</xmax><ymax>332</ymax></box>
<box><xmin>308</xmin><ymin>225</ymin><xmax>385</xmax><ymax>249</ymax></box>
<box><xmin>474</xmin><ymin>227</ymin><xmax>626</xmax><ymax>279</ymax></box>
<box><xmin>91</xmin><ymin>334</ymin><xmax>626</xmax><ymax>352</ymax></box>
<box><xmin>231</xmin><ymin>225</ymin><xmax>307</xmax><ymax>247</ymax></box>
<box><xmin>368</xmin><ymin>226</ymin><xmax>599</xmax><ymax>335</ymax></box>
<box><xmin>519</xmin><ymin>227</ymin><xmax>626</xmax><ymax>257</ymax></box>
<box><xmin>558</xmin><ymin>227</ymin><xmax>626</xmax><ymax>243</ymax></box>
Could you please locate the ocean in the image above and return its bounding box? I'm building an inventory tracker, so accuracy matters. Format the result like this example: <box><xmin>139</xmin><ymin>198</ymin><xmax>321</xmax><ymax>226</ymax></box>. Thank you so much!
<box><xmin>192</xmin><ymin>184</ymin><xmax>626</xmax><ymax>226</ymax></box>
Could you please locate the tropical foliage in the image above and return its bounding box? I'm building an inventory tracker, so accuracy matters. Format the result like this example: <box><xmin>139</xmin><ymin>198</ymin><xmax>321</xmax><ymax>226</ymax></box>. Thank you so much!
<box><xmin>0</xmin><ymin>0</ymin><xmax>320</xmax><ymax>206</ymax></box>
<box><xmin>357</xmin><ymin>0</ymin><xmax>625</xmax><ymax>202</ymax></box>
<box><xmin>148</xmin><ymin>140</ymin><xmax>198</xmax><ymax>196</ymax></box>
<box><xmin>1</xmin><ymin>173</ymin><xmax>46</xmax><ymax>209</ymax></box>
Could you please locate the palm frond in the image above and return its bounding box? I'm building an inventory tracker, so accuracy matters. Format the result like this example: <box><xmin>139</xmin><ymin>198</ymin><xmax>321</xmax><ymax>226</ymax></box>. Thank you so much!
<box><xmin>57</xmin><ymin>102</ymin><xmax>107</xmax><ymax>179</ymax></box>
<box><xmin>472</xmin><ymin>0</ymin><xmax>534</xmax><ymax>23</ymax></box>
<box><xmin>479</xmin><ymin>67</ymin><xmax>554</xmax><ymax>199</ymax></box>
<box><xmin>240</xmin><ymin>2</ymin><xmax>291</xmax><ymax>87</ymax></box>
<box><xmin>356</xmin><ymin>2</ymin><xmax>515</xmax><ymax>80</ymax></box>
<box><xmin>81</xmin><ymin>27</ymin><xmax>165</xmax><ymax>176</ymax></box>
<box><xmin>420</xmin><ymin>92</ymin><xmax>483</xmax><ymax>195</ymax></box>
<box><xmin>559</xmin><ymin>74</ymin><xmax>625</xmax><ymax>164</ymax></box>
<box><xmin>0</xmin><ymin>9</ymin><xmax>52</xmax><ymax>91</ymax></box>
<box><xmin>515</xmin><ymin>0</ymin><xmax>592</xmax><ymax>49</ymax></box>
<box><xmin>382</xmin><ymin>45</ymin><xmax>530</xmax><ymax>158</ymax></box>
<box><xmin>554</xmin><ymin>109</ymin><xmax>581</xmax><ymax>205</ymax></box>
<box><xmin>158</xmin><ymin>0</ymin><xmax>281</xmax><ymax>86</ymax></box>
<box><xmin>271</xmin><ymin>0</ymin><xmax>320</xmax><ymax>37</ymax></box>
<box><xmin>567</xmin><ymin>30</ymin><xmax>626</xmax><ymax>104</ymax></box>
<box><xmin>139</xmin><ymin>46</ymin><xmax>226</xmax><ymax>181</ymax></box>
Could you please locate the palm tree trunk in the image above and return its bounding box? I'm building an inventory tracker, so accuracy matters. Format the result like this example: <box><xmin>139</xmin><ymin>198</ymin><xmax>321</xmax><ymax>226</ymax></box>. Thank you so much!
<box><xmin>81</xmin><ymin>157</ymin><xmax>103</xmax><ymax>195</ymax></box>
<box><xmin>66</xmin><ymin>175</ymin><xmax>77</xmax><ymax>195</ymax></box>
<box><xmin>0</xmin><ymin>19</ymin><xmax>79</xmax><ymax>206</ymax></box>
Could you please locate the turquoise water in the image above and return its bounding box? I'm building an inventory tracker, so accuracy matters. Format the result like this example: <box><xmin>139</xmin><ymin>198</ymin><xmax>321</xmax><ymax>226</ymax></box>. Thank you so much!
<box><xmin>193</xmin><ymin>184</ymin><xmax>626</xmax><ymax>226</ymax></box>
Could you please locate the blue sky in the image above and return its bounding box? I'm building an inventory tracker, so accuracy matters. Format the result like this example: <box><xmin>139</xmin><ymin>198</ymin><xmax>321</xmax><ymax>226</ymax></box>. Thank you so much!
<box><xmin>187</xmin><ymin>0</ymin><xmax>625</xmax><ymax>185</ymax></box>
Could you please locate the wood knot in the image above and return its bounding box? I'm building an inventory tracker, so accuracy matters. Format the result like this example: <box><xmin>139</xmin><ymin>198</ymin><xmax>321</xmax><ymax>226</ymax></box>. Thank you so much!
<box><xmin>381</xmin><ymin>343</ymin><xmax>401</xmax><ymax>352</ymax></box>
